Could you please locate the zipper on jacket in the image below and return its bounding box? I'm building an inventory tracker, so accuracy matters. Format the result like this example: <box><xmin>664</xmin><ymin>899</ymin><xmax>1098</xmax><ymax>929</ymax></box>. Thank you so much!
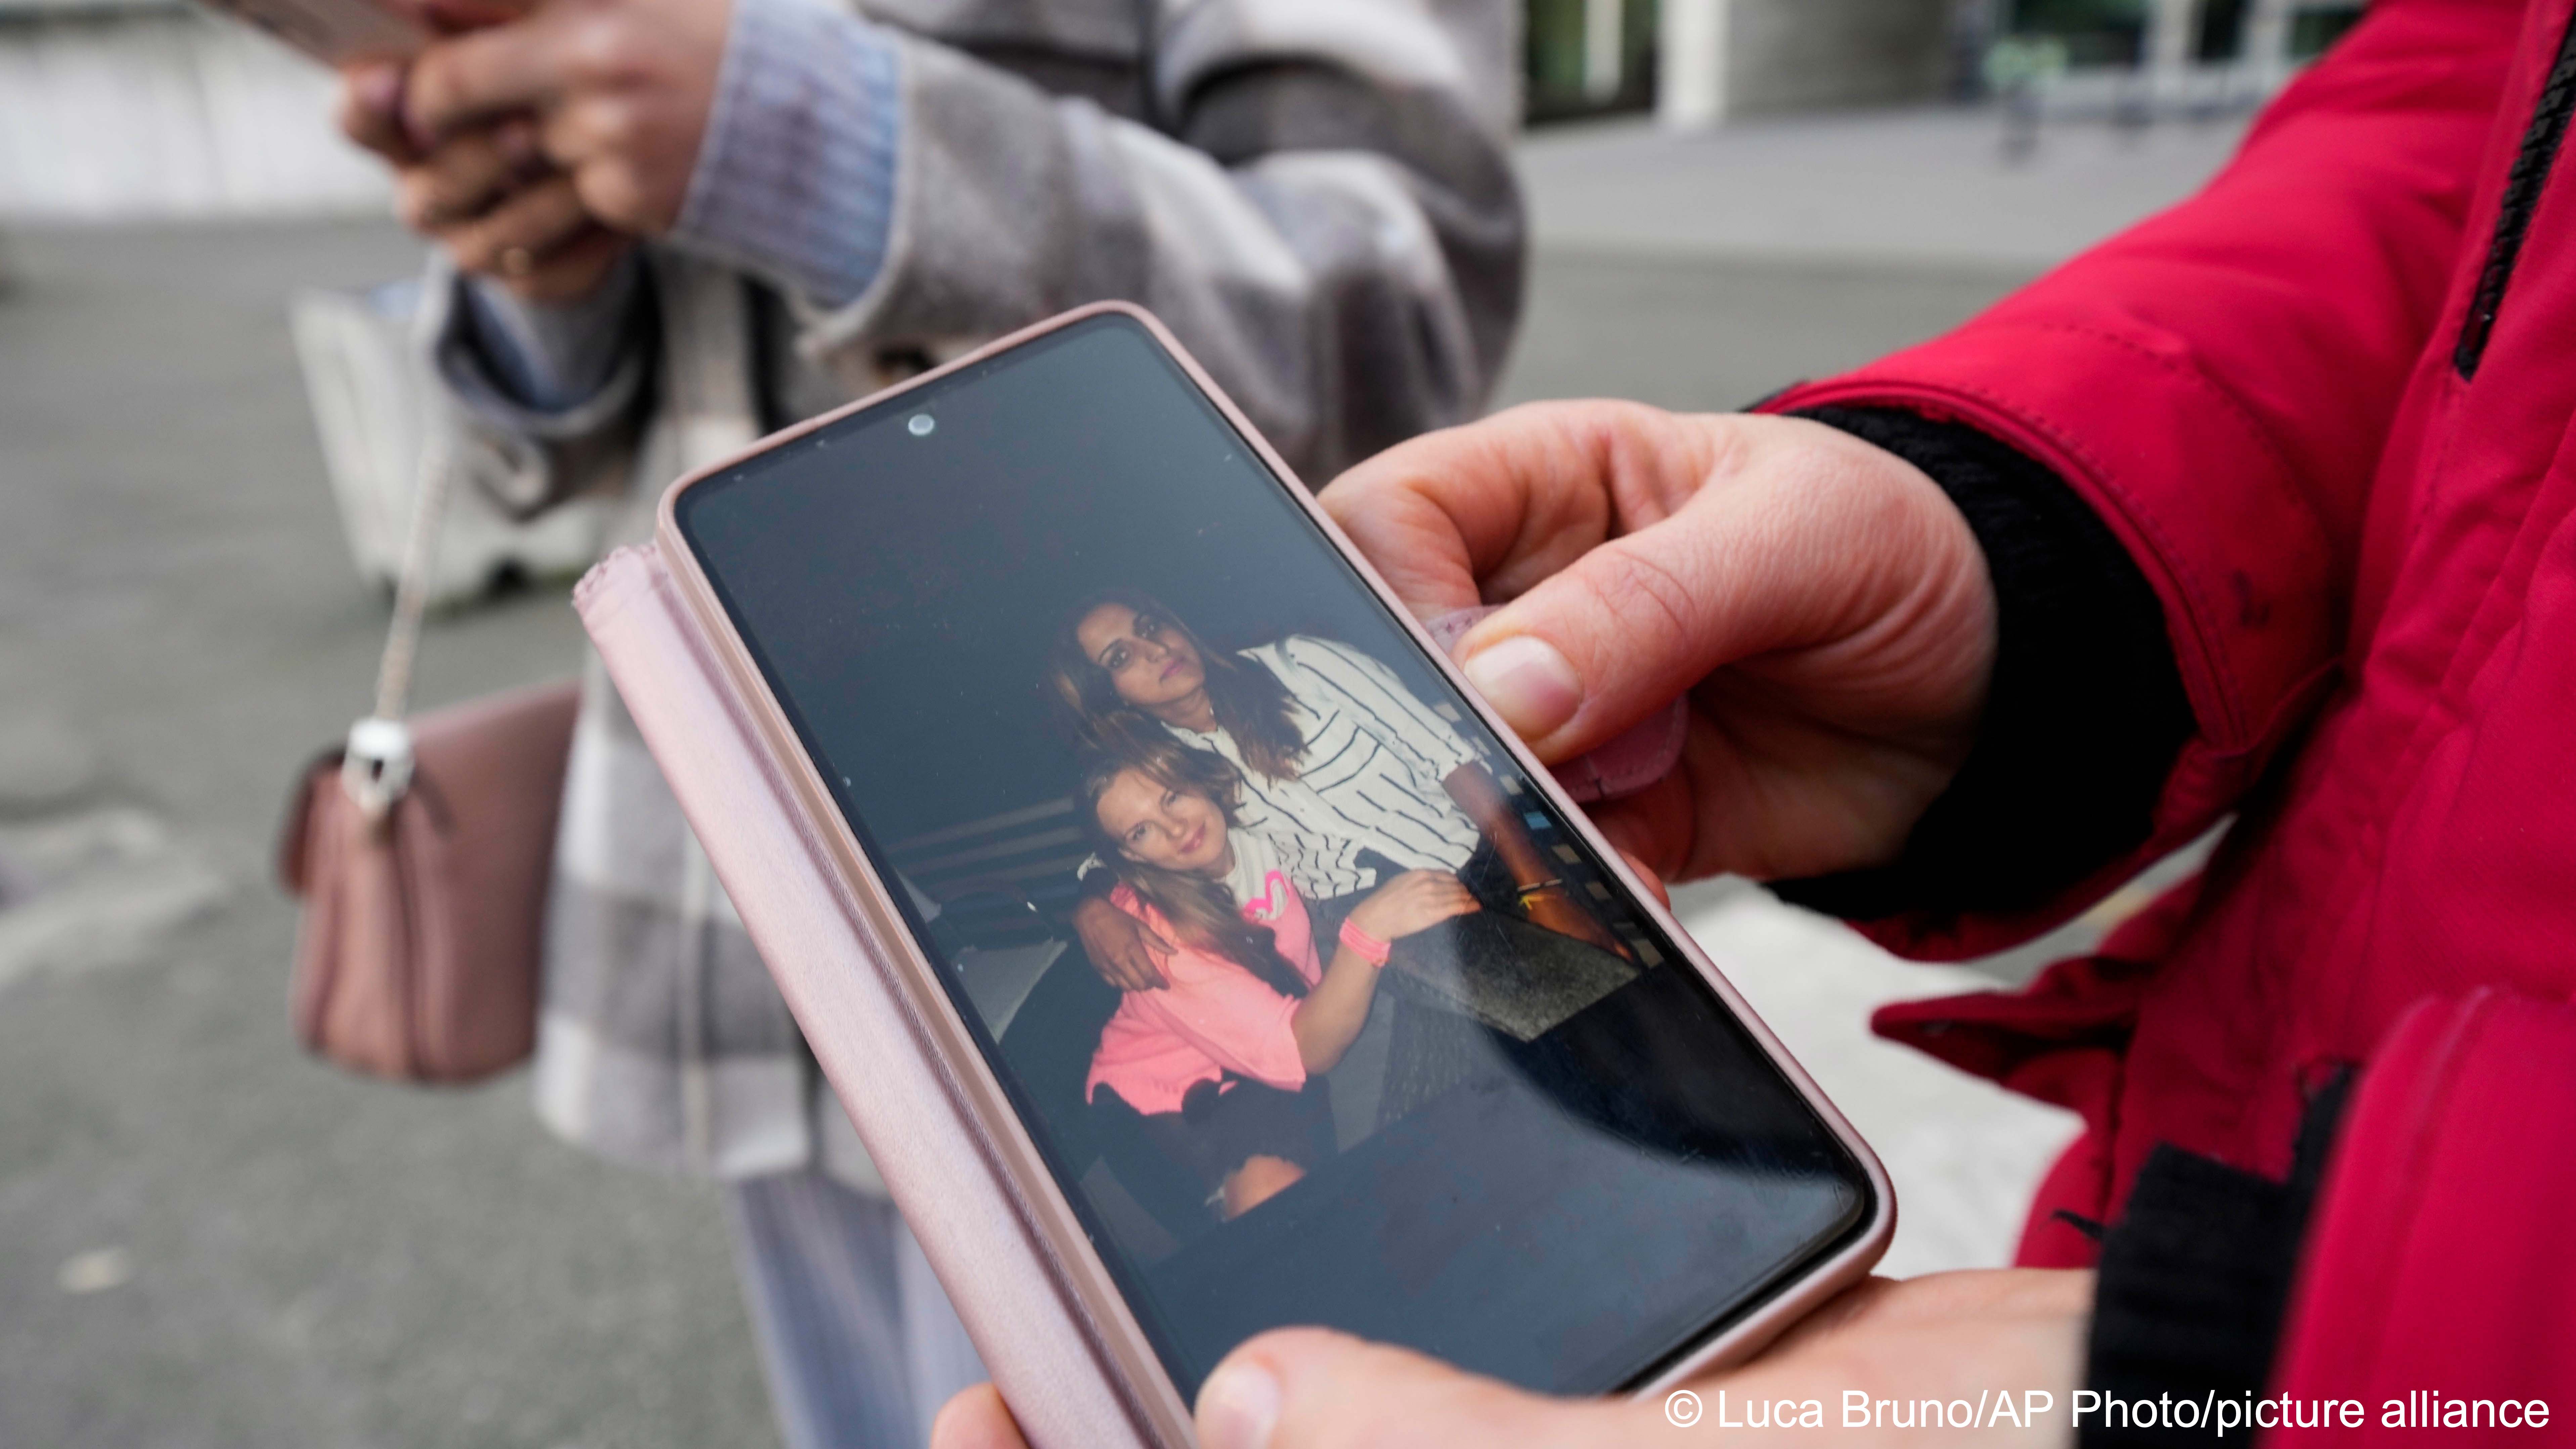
<box><xmin>2456</xmin><ymin>8</ymin><xmax>2576</xmax><ymax>378</ymax></box>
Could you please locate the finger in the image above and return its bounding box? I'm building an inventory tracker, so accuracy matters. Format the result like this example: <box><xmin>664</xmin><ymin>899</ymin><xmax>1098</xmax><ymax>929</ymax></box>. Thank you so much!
<box><xmin>405</xmin><ymin>5</ymin><xmax>586</xmax><ymax>139</ymax></box>
<box><xmin>1319</xmin><ymin>399</ymin><xmax>1711</xmax><ymax>623</ymax></box>
<box><xmin>1614</xmin><ymin>849</ymin><xmax>1669</xmax><ymax>908</ymax></box>
<box><xmin>1108</xmin><ymin>939</ymin><xmax>1166</xmax><ymax>993</ymax></box>
<box><xmin>1096</xmin><ymin>952</ymin><xmax>1141</xmax><ymax>992</ymax></box>
<box><xmin>930</xmin><ymin>1385</ymin><xmax>1030</xmax><ymax>1449</ymax></box>
<box><xmin>1197</xmin><ymin>1328</ymin><xmax>1646</xmax><ymax>1449</ymax></box>
<box><xmin>501</xmin><ymin>225</ymin><xmax>630</xmax><ymax>306</ymax></box>
<box><xmin>1455</xmin><ymin>415</ymin><xmax>1990</xmax><ymax>762</ymax></box>
<box><xmin>538</xmin><ymin>94</ymin><xmax>683</xmax><ymax>233</ymax></box>
<box><xmin>1581</xmin><ymin>780</ymin><xmax>1692</xmax><ymax>883</ymax></box>
<box><xmin>491</xmin><ymin>113</ymin><xmax>545</xmax><ymax>174</ymax></box>
<box><xmin>394</xmin><ymin>129</ymin><xmax>523</xmax><ymax>229</ymax></box>
<box><xmin>1828</xmin><ymin>1267</ymin><xmax>2094</xmax><ymax>1328</ymax></box>
<box><xmin>336</xmin><ymin>60</ymin><xmax>414</xmax><ymax>160</ymax></box>
<box><xmin>1757</xmin><ymin>1277</ymin><xmax>1904</xmax><ymax>1356</ymax></box>
<box><xmin>440</xmin><ymin>173</ymin><xmax>592</xmax><ymax>277</ymax></box>
<box><xmin>1117</xmin><ymin>954</ymin><xmax>1166</xmax><ymax>993</ymax></box>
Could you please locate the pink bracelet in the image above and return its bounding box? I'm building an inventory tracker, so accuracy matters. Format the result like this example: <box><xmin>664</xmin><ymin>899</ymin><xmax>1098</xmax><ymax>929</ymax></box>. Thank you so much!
<box><xmin>1338</xmin><ymin>918</ymin><xmax>1392</xmax><ymax>967</ymax></box>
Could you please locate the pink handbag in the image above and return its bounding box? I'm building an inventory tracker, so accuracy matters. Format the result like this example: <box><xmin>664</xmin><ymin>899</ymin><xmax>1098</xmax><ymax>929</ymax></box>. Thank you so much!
<box><xmin>276</xmin><ymin>440</ymin><xmax>580</xmax><ymax>1084</ymax></box>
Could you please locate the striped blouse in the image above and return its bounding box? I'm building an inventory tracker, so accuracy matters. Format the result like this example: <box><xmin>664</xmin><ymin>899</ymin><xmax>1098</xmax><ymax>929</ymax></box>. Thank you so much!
<box><xmin>1170</xmin><ymin>636</ymin><xmax>1484</xmax><ymax>900</ymax></box>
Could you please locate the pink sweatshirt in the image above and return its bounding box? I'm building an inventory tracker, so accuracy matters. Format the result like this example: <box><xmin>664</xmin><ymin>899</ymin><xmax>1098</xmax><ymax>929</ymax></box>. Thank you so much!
<box><xmin>1083</xmin><ymin>864</ymin><xmax>1324</xmax><ymax>1116</ymax></box>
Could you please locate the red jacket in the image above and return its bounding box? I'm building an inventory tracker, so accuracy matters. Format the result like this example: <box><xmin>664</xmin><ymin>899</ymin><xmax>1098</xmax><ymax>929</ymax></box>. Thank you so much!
<box><xmin>1773</xmin><ymin>0</ymin><xmax>2576</xmax><ymax>1423</ymax></box>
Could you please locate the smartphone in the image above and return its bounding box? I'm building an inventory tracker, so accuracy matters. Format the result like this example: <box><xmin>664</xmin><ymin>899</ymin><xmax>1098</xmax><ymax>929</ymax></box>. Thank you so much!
<box><xmin>654</xmin><ymin>304</ymin><xmax>1891</xmax><ymax>1437</ymax></box>
<box><xmin>194</xmin><ymin>0</ymin><xmax>432</xmax><ymax>63</ymax></box>
<box><xmin>197</xmin><ymin>0</ymin><xmax>524</xmax><ymax>64</ymax></box>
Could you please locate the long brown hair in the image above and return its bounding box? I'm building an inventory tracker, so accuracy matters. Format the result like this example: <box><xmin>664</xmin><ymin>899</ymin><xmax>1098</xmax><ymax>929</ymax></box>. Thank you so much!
<box><xmin>1076</xmin><ymin>738</ymin><xmax>1309</xmax><ymax>1000</ymax></box>
<box><xmin>1047</xmin><ymin>588</ymin><xmax>1308</xmax><ymax>781</ymax></box>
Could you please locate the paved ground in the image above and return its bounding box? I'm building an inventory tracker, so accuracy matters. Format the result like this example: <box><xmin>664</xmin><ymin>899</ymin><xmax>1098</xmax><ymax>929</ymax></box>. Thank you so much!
<box><xmin>1518</xmin><ymin>108</ymin><xmax>2250</xmax><ymax>267</ymax></box>
<box><xmin>1</xmin><ymin>221</ymin><xmax>768</xmax><ymax>1449</ymax></box>
<box><xmin>0</xmin><ymin>107</ymin><xmax>2235</xmax><ymax>1448</ymax></box>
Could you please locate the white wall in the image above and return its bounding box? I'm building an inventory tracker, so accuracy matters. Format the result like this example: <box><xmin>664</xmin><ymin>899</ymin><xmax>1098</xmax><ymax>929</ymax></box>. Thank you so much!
<box><xmin>1660</xmin><ymin>0</ymin><xmax>1955</xmax><ymax>131</ymax></box>
<box><xmin>0</xmin><ymin>0</ymin><xmax>390</xmax><ymax>220</ymax></box>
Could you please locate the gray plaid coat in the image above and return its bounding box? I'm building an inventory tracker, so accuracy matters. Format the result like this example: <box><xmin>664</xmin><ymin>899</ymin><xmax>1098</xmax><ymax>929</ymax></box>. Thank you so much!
<box><xmin>432</xmin><ymin>0</ymin><xmax>1526</xmax><ymax>1192</ymax></box>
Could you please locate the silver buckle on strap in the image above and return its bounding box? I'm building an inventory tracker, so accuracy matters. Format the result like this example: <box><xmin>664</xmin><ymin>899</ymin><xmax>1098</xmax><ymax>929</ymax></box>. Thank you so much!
<box><xmin>340</xmin><ymin>716</ymin><xmax>415</xmax><ymax>821</ymax></box>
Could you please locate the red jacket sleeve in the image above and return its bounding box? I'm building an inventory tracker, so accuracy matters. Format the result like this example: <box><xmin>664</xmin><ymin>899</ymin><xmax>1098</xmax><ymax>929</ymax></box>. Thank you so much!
<box><xmin>1764</xmin><ymin>0</ymin><xmax>2524</xmax><ymax>952</ymax></box>
<box><xmin>2266</xmin><ymin>990</ymin><xmax>2576</xmax><ymax>1436</ymax></box>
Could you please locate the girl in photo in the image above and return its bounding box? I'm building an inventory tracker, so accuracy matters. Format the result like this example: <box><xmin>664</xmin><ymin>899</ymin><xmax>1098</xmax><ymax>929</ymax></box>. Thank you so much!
<box><xmin>1077</xmin><ymin>739</ymin><xmax>1477</xmax><ymax>1221</ymax></box>
<box><xmin>1048</xmin><ymin>588</ymin><xmax>1622</xmax><ymax>990</ymax></box>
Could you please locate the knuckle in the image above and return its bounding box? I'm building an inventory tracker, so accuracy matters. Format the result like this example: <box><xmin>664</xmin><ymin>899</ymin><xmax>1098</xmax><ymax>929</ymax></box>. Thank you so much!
<box><xmin>416</xmin><ymin>165</ymin><xmax>473</xmax><ymax>217</ymax></box>
<box><xmin>567</xmin><ymin>17</ymin><xmax>645</xmax><ymax>82</ymax></box>
<box><xmin>404</xmin><ymin>61</ymin><xmax>453</xmax><ymax>128</ymax></box>
<box><xmin>587</xmin><ymin>100</ymin><xmax>642</xmax><ymax>151</ymax></box>
<box><xmin>447</xmin><ymin>232</ymin><xmax>497</xmax><ymax>274</ymax></box>
<box><xmin>1576</xmin><ymin>544</ymin><xmax>1700</xmax><ymax>648</ymax></box>
<box><xmin>579</xmin><ymin>168</ymin><xmax>649</xmax><ymax>230</ymax></box>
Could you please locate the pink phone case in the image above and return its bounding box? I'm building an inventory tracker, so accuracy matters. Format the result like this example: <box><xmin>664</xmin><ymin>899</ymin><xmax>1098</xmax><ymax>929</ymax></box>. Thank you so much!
<box><xmin>578</xmin><ymin>303</ymin><xmax>1893</xmax><ymax>1449</ymax></box>
<box><xmin>577</xmin><ymin>544</ymin><xmax>1159</xmax><ymax>1449</ymax></box>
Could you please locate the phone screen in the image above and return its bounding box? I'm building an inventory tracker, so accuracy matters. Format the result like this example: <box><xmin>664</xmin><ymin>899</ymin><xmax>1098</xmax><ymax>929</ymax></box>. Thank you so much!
<box><xmin>675</xmin><ymin>313</ymin><xmax>1872</xmax><ymax>1400</ymax></box>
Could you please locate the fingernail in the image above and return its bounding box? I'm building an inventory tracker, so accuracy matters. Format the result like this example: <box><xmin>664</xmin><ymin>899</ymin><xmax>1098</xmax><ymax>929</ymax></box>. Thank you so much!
<box><xmin>1196</xmin><ymin>1358</ymin><xmax>1283</xmax><ymax>1449</ymax></box>
<box><xmin>1462</xmin><ymin>635</ymin><xmax>1581</xmax><ymax>739</ymax></box>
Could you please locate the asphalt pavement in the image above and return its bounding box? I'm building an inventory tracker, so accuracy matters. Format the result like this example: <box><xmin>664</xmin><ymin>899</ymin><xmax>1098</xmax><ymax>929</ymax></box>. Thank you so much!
<box><xmin>0</xmin><ymin>106</ymin><xmax>2236</xmax><ymax>1448</ymax></box>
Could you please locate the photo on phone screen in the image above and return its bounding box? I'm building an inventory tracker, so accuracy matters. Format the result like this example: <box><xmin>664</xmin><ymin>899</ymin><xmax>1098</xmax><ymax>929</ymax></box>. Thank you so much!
<box><xmin>674</xmin><ymin>312</ymin><xmax>1873</xmax><ymax>1401</ymax></box>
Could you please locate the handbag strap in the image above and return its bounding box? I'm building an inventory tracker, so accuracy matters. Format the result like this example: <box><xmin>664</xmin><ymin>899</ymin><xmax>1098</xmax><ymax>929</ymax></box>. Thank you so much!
<box><xmin>341</xmin><ymin>427</ymin><xmax>456</xmax><ymax>819</ymax></box>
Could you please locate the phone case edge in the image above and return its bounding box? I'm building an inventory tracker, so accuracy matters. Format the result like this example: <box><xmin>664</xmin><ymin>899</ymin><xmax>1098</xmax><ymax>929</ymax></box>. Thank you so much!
<box><xmin>573</xmin><ymin>543</ymin><xmax>1169</xmax><ymax>1449</ymax></box>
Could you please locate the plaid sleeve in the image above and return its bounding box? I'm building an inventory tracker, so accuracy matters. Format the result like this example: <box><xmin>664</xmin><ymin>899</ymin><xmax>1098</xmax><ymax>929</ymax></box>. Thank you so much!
<box><xmin>793</xmin><ymin>0</ymin><xmax>1524</xmax><ymax>481</ymax></box>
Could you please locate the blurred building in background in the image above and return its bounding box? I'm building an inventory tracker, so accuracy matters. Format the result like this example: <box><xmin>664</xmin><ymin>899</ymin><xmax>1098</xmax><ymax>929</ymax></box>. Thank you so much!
<box><xmin>1531</xmin><ymin>0</ymin><xmax>2368</xmax><ymax>130</ymax></box>
<box><xmin>0</xmin><ymin>0</ymin><xmax>2368</xmax><ymax>221</ymax></box>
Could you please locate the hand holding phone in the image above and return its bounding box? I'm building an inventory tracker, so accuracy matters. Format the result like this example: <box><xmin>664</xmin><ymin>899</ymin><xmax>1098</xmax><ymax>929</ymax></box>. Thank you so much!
<box><xmin>335</xmin><ymin>55</ymin><xmax>631</xmax><ymax>304</ymax></box>
<box><xmin>1319</xmin><ymin>403</ymin><xmax>1999</xmax><ymax>888</ymax></box>
<box><xmin>637</xmin><ymin>306</ymin><xmax>1893</xmax><ymax>1445</ymax></box>
<box><xmin>397</xmin><ymin>0</ymin><xmax>732</xmax><ymax>240</ymax></box>
<box><xmin>189</xmin><ymin>0</ymin><xmax>622</xmax><ymax>301</ymax></box>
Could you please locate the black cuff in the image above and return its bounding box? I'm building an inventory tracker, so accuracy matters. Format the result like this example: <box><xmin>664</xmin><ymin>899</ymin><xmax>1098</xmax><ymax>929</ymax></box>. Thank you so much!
<box><xmin>2080</xmin><ymin>1073</ymin><xmax>2353</xmax><ymax>1446</ymax></box>
<box><xmin>1771</xmin><ymin>406</ymin><xmax>2193</xmax><ymax>922</ymax></box>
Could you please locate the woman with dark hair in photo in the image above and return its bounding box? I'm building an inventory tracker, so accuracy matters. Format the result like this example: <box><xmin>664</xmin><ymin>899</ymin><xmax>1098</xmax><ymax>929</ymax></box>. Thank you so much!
<box><xmin>1076</xmin><ymin>738</ymin><xmax>1477</xmax><ymax>1221</ymax></box>
<box><xmin>1048</xmin><ymin>588</ymin><xmax>1620</xmax><ymax>992</ymax></box>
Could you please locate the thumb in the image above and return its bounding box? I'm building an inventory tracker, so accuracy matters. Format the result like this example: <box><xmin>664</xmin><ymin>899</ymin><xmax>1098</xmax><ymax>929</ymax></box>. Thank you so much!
<box><xmin>1455</xmin><ymin>415</ymin><xmax>1979</xmax><ymax>762</ymax></box>
<box><xmin>1195</xmin><ymin>1328</ymin><xmax>1638</xmax><ymax>1449</ymax></box>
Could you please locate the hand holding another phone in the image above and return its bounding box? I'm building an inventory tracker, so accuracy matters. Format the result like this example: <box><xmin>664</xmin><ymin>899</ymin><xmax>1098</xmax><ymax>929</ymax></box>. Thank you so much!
<box><xmin>335</xmin><ymin>0</ymin><xmax>731</xmax><ymax>302</ymax></box>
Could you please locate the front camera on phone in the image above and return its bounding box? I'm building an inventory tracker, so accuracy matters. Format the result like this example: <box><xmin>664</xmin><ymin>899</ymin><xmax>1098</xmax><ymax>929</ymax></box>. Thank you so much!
<box><xmin>907</xmin><ymin>414</ymin><xmax>936</xmax><ymax>437</ymax></box>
